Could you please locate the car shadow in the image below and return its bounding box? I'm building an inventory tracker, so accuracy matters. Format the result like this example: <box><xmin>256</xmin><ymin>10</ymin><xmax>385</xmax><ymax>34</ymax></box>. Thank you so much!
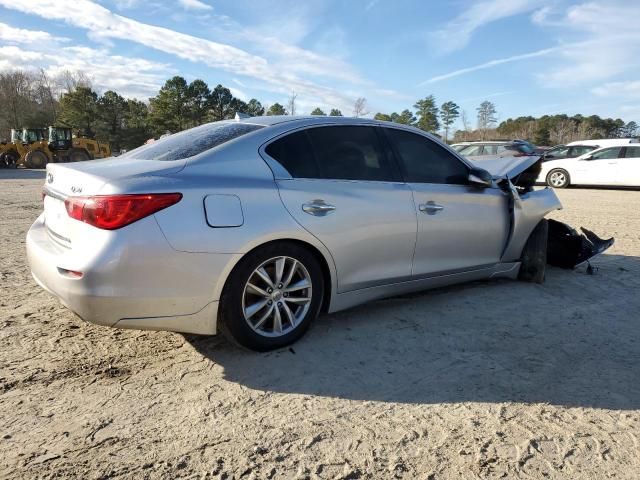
<box><xmin>187</xmin><ymin>254</ymin><xmax>640</xmax><ymax>410</ymax></box>
<box><xmin>0</xmin><ymin>168</ymin><xmax>46</xmax><ymax>180</ymax></box>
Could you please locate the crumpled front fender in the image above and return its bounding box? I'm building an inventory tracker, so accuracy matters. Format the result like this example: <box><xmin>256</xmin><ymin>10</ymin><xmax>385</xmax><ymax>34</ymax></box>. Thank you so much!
<box><xmin>501</xmin><ymin>183</ymin><xmax>562</xmax><ymax>262</ymax></box>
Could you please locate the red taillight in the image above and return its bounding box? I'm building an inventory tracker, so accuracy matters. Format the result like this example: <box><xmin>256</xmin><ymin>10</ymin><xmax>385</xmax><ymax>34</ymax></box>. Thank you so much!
<box><xmin>64</xmin><ymin>193</ymin><xmax>182</xmax><ymax>230</ymax></box>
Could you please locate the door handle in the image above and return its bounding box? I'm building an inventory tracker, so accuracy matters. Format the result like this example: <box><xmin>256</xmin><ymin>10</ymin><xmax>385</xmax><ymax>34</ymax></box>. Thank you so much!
<box><xmin>419</xmin><ymin>201</ymin><xmax>444</xmax><ymax>215</ymax></box>
<box><xmin>302</xmin><ymin>200</ymin><xmax>336</xmax><ymax>216</ymax></box>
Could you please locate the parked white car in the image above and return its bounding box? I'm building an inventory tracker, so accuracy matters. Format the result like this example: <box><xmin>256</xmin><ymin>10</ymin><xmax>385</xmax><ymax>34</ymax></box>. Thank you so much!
<box><xmin>538</xmin><ymin>145</ymin><xmax>640</xmax><ymax>188</ymax></box>
<box><xmin>566</xmin><ymin>138</ymin><xmax>638</xmax><ymax>148</ymax></box>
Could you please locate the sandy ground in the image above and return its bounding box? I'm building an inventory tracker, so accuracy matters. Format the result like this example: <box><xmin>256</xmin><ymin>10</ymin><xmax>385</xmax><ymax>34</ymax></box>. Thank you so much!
<box><xmin>0</xmin><ymin>169</ymin><xmax>639</xmax><ymax>479</ymax></box>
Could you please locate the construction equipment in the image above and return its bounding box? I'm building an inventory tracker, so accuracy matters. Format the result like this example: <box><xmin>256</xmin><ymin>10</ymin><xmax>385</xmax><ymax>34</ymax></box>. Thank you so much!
<box><xmin>0</xmin><ymin>129</ymin><xmax>27</xmax><ymax>168</ymax></box>
<box><xmin>23</xmin><ymin>126</ymin><xmax>111</xmax><ymax>169</ymax></box>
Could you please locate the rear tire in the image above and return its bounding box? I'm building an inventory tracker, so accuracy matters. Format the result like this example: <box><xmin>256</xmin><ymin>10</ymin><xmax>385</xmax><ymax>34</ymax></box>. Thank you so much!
<box><xmin>546</xmin><ymin>169</ymin><xmax>570</xmax><ymax>188</ymax></box>
<box><xmin>68</xmin><ymin>149</ymin><xmax>90</xmax><ymax>162</ymax></box>
<box><xmin>518</xmin><ymin>219</ymin><xmax>549</xmax><ymax>284</ymax></box>
<box><xmin>219</xmin><ymin>242</ymin><xmax>324</xmax><ymax>351</ymax></box>
<box><xmin>24</xmin><ymin>150</ymin><xmax>48</xmax><ymax>169</ymax></box>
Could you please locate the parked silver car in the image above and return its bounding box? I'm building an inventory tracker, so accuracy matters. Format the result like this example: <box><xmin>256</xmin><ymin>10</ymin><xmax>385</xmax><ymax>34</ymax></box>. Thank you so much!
<box><xmin>28</xmin><ymin>116</ymin><xmax>565</xmax><ymax>351</ymax></box>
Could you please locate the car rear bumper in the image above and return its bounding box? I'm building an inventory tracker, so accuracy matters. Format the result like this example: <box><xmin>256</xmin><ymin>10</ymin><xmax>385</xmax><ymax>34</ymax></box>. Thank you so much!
<box><xmin>26</xmin><ymin>213</ymin><xmax>233</xmax><ymax>335</ymax></box>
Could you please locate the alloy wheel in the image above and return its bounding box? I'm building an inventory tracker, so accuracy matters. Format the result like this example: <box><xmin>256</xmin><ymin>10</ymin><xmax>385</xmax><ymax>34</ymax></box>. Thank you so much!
<box><xmin>549</xmin><ymin>171</ymin><xmax>567</xmax><ymax>187</ymax></box>
<box><xmin>241</xmin><ymin>256</ymin><xmax>313</xmax><ymax>337</ymax></box>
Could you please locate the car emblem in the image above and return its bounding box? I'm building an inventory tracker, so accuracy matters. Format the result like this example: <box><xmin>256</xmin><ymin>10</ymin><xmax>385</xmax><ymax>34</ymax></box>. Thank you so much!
<box><xmin>47</xmin><ymin>173</ymin><xmax>53</xmax><ymax>184</ymax></box>
<box><xmin>71</xmin><ymin>186</ymin><xmax>82</xmax><ymax>194</ymax></box>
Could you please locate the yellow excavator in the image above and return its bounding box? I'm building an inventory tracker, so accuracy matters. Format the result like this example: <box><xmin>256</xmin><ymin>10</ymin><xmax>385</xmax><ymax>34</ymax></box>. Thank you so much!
<box><xmin>22</xmin><ymin>126</ymin><xmax>111</xmax><ymax>168</ymax></box>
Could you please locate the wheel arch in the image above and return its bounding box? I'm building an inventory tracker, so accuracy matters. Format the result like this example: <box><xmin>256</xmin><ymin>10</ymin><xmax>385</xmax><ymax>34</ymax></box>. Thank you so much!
<box><xmin>215</xmin><ymin>237</ymin><xmax>336</xmax><ymax>315</ymax></box>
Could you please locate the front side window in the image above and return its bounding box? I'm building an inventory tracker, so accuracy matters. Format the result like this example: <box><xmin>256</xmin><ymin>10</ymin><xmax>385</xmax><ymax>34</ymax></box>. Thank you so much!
<box><xmin>122</xmin><ymin>122</ymin><xmax>263</xmax><ymax>161</ymax></box>
<box><xmin>307</xmin><ymin>126</ymin><xmax>396</xmax><ymax>181</ymax></box>
<box><xmin>590</xmin><ymin>147</ymin><xmax>622</xmax><ymax>160</ymax></box>
<box><xmin>483</xmin><ymin>145</ymin><xmax>498</xmax><ymax>155</ymax></box>
<box><xmin>385</xmin><ymin>128</ymin><xmax>469</xmax><ymax>184</ymax></box>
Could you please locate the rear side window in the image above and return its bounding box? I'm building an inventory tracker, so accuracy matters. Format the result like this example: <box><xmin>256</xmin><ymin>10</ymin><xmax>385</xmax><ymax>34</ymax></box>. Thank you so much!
<box><xmin>385</xmin><ymin>128</ymin><xmax>469</xmax><ymax>184</ymax></box>
<box><xmin>460</xmin><ymin>145</ymin><xmax>483</xmax><ymax>156</ymax></box>
<box><xmin>122</xmin><ymin>122</ymin><xmax>263</xmax><ymax>161</ymax></box>
<box><xmin>266</xmin><ymin>126</ymin><xmax>397</xmax><ymax>181</ymax></box>
<box><xmin>265</xmin><ymin>131</ymin><xmax>319</xmax><ymax>178</ymax></box>
<box><xmin>625</xmin><ymin>146</ymin><xmax>640</xmax><ymax>158</ymax></box>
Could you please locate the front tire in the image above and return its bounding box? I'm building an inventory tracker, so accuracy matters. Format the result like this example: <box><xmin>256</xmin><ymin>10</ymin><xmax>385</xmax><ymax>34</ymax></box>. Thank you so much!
<box><xmin>518</xmin><ymin>219</ymin><xmax>549</xmax><ymax>284</ymax></box>
<box><xmin>546</xmin><ymin>169</ymin><xmax>570</xmax><ymax>188</ymax></box>
<box><xmin>219</xmin><ymin>242</ymin><xmax>324</xmax><ymax>351</ymax></box>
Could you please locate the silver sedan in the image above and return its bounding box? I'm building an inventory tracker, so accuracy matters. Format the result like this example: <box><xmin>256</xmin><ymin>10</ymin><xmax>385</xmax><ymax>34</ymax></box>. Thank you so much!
<box><xmin>27</xmin><ymin>116</ymin><xmax>561</xmax><ymax>351</ymax></box>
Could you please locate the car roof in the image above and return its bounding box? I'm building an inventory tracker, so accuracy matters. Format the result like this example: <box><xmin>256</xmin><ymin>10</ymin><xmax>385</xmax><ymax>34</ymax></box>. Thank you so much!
<box><xmin>235</xmin><ymin>115</ymin><xmax>381</xmax><ymax>127</ymax></box>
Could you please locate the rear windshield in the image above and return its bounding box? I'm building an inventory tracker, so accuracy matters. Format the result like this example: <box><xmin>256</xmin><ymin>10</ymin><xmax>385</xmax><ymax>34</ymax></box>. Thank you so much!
<box><xmin>121</xmin><ymin>122</ymin><xmax>263</xmax><ymax>161</ymax></box>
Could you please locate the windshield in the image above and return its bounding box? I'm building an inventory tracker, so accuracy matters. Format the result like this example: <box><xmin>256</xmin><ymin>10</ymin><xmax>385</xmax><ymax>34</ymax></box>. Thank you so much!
<box><xmin>121</xmin><ymin>122</ymin><xmax>264</xmax><ymax>161</ymax></box>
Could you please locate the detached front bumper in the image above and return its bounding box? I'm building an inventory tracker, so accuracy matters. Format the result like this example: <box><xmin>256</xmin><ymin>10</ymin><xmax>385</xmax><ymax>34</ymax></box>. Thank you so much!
<box><xmin>26</xmin><ymin>213</ymin><xmax>232</xmax><ymax>335</ymax></box>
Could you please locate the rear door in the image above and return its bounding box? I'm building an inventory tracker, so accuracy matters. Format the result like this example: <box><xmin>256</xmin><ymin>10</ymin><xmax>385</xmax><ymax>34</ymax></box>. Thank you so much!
<box><xmin>266</xmin><ymin>125</ymin><xmax>417</xmax><ymax>293</ymax></box>
<box><xmin>572</xmin><ymin>147</ymin><xmax>621</xmax><ymax>185</ymax></box>
<box><xmin>382</xmin><ymin>127</ymin><xmax>508</xmax><ymax>277</ymax></box>
<box><xmin>618</xmin><ymin>146</ymin><xmax>640</xmax><ymax>186</ymax></box>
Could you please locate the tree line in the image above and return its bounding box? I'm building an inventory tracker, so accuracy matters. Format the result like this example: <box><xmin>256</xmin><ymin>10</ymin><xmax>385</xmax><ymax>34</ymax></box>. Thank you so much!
<box><xmin>1</xmin><ymin>69</ymin><xmax>637</xmax><ymax>152</ymax></box>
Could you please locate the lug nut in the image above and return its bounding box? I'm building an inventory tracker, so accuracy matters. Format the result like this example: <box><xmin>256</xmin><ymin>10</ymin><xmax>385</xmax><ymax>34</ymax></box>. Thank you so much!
<box><xmin>278</xmin><ymin>302</ymin><xmax>282</xmax><ymax>307</ymax></box>
<box><xmin>283</xmin><ymin>292</ymin><xmax>288</xmax><ymax>297</ymax></box>
<box><xmin>268</xmin><ymin>300</ymin><xmax>273</xmax><ymax>305</ymax></box>
<box><xmin>267</xmin><ymin>288</ymin><xmax>273</xmax><ymax>293</ymax></box>
<box><xmin>278</xmin><ymin>283</ymin><xmax>283</xmax><ymax>288</ymax></box>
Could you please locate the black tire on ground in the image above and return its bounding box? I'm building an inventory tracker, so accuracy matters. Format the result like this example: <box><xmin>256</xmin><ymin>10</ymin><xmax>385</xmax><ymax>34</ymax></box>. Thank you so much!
<box><xmin>68</xmin><ymin>149</ymin><xmax>90</xmax><ymax>162</ymax></box>
<box><xmin>518</xmin><ymin>219</ymin><xmax>549</xmax><ymax>284</ymax></box>
<box><xmin>2</xmin><ymin>151</ymin><xmax>19</xmax><ymax>169</ymax></box>
<box><xmin>24</xmin><ymin>150</ymin><xmax>49</xmax><ymax>169</ymax></box>
<box><xmin>219</xmin><ymin>241</ymin><xmax>324</xmax><ymax>351</ymax></box>
<box><xmin>546</xmin><ymin>168</ymin><xmax>570</xmax><ymax>188</ymax></box>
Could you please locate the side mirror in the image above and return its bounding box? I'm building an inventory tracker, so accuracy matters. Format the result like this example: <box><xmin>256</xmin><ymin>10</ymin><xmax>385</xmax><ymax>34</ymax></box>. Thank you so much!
<box><xmin>468</xmin><ymin>167</ymin><xmax>493</xmax><ymax>187</ymax></box>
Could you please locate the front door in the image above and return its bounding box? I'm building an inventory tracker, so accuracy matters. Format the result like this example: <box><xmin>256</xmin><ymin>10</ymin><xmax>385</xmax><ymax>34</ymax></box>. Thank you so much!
<box><xmin>572</xmin><ymin>147</ymin><xmax>621</xmax><ymax>185</ymax></box>
<box><xmin>382</xmin><ymin>127</ymin><xmax>508</xmax><ymax>277</ymax></box>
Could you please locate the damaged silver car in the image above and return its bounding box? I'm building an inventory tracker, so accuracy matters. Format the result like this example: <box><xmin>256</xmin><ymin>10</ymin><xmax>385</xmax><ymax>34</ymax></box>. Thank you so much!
<box><xmin>27</xmin><ymin>116</ymin><xmax>613</xmax><ymax>351</ymax></box>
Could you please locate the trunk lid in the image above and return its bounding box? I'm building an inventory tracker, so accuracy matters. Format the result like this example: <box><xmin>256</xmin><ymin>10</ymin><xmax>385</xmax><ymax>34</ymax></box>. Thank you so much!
<box><xmin>43</xmin><ymin>157</ymin><xmax>185</xmax><ymax>249</ymax></box>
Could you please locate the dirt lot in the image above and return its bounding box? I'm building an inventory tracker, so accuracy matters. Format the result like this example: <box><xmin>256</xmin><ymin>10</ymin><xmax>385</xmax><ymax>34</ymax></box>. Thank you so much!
<box><xmin>1</xmin><ymin>169</ymin><xmax>639</xmax><ymax>479</ymax></box>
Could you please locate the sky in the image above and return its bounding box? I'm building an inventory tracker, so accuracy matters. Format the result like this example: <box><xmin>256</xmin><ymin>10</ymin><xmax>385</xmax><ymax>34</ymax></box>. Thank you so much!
<box><xmin>0</xmin><ymin>0</ymin><xmax>638</xmax><ymax>131</ymax></box>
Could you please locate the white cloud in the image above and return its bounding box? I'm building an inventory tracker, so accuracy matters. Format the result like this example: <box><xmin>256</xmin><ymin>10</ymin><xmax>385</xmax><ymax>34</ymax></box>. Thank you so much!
<box><xmin>0</xmin><ymin>22</ymin><xmax>63</xmax><ymax>43</ymax></box>
<box><xmin>538</xmin><ymin>2</ymin><xmax>640</xmax><ymax>87</ymax></box>
<box><xmin>592</xmin><ymin>81</ymin><xmax>640</xmax><ymax>98</ymax></box>
<box><xmin>531</xmin><ymin>6</ymin><xmax>552</xmax><ymax>24</ymax></box>
<box><xmin>0</xmin><ymin>22</ymin><xmax>171</xmax><ymax>99</ymax></box>
<box><xmin>430</xmin><ymin>0</ymin><xmax>544</xmax><ymax>54</ymax></box>
<box><xmin>421</xmin><ymin>46</ymin><xmax>559</xmax><ymax>84</ymax></box>
<box><xmin>0</xmin><ymin>0</ymin><xmax>372</xmax><ymax>112</ymax></box>
<box><xmin>177</xmin><ymin>0</ymin><xmax>212</xmax><ymax>11</ymax></box>
<box><xmin>365</xmin><ymin>0</ymin><xmax>379</xmax><ymax>12</ymax></box>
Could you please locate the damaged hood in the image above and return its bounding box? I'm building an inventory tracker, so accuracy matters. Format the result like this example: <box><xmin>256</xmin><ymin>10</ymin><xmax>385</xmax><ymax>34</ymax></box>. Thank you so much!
<box><xmin>467</xmin><ymin>155</ymin><xmax>540</xmax><ymax>179</ymax></box>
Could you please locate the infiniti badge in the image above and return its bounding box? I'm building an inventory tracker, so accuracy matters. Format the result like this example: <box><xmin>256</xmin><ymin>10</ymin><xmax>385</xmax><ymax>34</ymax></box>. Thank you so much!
<box><xmin>71</xmin><ymin>186</ymin><xmax>82</xmax><ymax>194</ymax></box>
<box><xmin>47</xmin><ymin>173</ymin><xmax>53</xmax><ymax>184</ymax></box>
